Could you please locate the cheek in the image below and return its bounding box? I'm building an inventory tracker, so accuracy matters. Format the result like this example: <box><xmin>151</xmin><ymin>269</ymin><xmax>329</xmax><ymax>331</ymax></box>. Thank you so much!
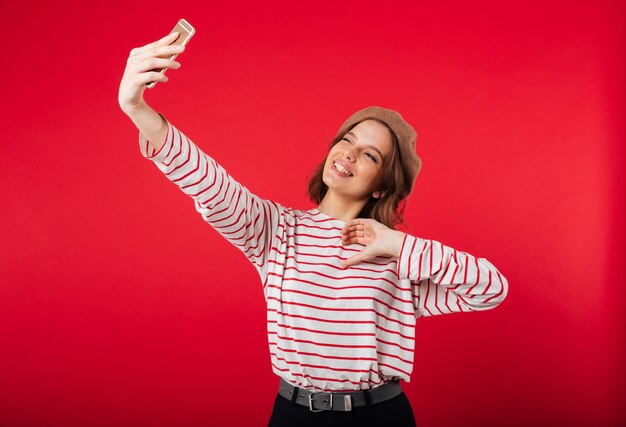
<box><xmin>361</xmin><ymin>163</ymin><xmax>380</xmax><ymax>178</ymax></box>
<box><xmin>325</xmin><ymin>148</ymin><xmax>336</xmax><ymax>161</ymax></box>
<box><xmin>363</xmin><ymin>166</ymin><xmax>385</xmax><ymax>187</ymax></box>
<box><xmin>325</xmin><ymin>148</ymin><xmax>342</xmax><ymax>166</ymax></box>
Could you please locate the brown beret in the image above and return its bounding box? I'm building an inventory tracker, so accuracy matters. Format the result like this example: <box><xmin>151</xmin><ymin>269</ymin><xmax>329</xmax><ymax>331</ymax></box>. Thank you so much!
<box><xmin>333</xmin><ymin>106</ymin><xmax>422</xmax><ymax>196</ymax></box>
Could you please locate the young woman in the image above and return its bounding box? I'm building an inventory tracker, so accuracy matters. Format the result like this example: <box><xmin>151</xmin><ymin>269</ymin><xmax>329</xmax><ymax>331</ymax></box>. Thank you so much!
<box><xmin>118</xmin><ymin>32</ymin><xmax>509</xmax><ymax>427</ymax></box>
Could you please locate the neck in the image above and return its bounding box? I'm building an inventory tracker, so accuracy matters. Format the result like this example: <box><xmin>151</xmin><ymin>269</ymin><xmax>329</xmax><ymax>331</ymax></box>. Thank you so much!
<box><xmin>316</xmin><ymin>191</ymin><xmax>369</xmax><ymax>223</ymax></box>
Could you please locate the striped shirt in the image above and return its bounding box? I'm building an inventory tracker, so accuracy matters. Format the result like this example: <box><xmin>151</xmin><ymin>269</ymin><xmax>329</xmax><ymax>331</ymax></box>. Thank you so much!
<box><xmin>138</xmin><ymin>115</ymin><xmax>509</xmax><ymax>392</ymax></box>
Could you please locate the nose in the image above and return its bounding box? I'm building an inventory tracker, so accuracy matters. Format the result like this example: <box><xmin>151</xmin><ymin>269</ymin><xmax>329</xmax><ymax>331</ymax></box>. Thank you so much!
<box><xmin>343</xmin><ymin>149</ymin><xmax>355</xmax><ymax>162</ymax></box>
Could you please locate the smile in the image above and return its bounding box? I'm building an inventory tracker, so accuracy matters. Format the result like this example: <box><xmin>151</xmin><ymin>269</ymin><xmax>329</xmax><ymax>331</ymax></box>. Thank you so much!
<box><xmin>333</xmin><ymin>161</ymin><xmax>353</xmax><ymax>177</ymax></box>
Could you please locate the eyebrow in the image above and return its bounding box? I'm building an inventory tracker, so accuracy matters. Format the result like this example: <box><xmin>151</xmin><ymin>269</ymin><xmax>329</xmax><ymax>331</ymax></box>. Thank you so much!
<box><xmin>346</xmin><ymin>131</ymin><xmax>386</xmax><ymax>161</ymax></box>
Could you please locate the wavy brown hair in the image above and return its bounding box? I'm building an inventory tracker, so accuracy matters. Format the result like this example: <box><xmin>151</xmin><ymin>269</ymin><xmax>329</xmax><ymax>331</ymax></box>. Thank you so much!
<box><xmin>306</xmin><ymin>118</ymin><xmax>413</xmax><ymax>231</ymax></box>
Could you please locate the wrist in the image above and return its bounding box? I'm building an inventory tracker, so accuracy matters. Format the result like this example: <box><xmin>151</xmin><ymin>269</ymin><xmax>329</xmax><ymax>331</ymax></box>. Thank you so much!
<box><xmin>121</xmin><ymin>100</ymin><xmax>148</xmax><ymax>116</ymax></box>
<box><xmin>388</xmin><ymin>230</ymin><xmax>407</xmax><ymax>258</ymax></box>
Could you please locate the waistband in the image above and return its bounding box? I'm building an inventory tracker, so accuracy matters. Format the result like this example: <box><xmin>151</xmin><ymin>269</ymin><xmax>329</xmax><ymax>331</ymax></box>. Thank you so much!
<box><xmin>278</xmin><ymin>378</ymin><xmax>403</xmax><ymax>412</ymax></box>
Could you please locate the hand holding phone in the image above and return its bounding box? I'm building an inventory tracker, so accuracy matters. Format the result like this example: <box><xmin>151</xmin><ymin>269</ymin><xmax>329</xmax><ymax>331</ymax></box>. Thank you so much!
<box><xmin>118</xmin><ymin>19</ymin><xmax>195</xmax><ymax>113</ymax></box>
<box><xmin>146</xmin><ymin>19</ymin><xmax>195</xmax><ymax>89</ymax></box>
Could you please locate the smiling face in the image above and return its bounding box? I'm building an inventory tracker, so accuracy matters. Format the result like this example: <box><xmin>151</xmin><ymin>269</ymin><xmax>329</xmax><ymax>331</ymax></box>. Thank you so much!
<box><xmin>322</xmin><ymin>119</ymin><xmax>394</xmax><ymax>202</ymax></box>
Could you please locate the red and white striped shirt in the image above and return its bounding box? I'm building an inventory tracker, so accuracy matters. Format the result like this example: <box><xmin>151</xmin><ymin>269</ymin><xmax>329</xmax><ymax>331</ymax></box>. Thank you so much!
<box><xmin>138</xmin><ymin>116</ymin><xmax>509</xmax><ymax>392</ymax></box>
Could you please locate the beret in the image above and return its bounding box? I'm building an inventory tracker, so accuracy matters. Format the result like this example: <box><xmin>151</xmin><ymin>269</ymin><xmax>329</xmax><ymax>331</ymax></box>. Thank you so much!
<box><xmin>333</xmin><ymin>106</ymin><xmax>422</xmax><ymax>196</ymax></box>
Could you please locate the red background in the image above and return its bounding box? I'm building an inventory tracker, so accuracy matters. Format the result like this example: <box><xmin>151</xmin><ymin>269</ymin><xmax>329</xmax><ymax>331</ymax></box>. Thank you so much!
<box><xmin>1</xmin><ymin>0</ymin><xmax>624</xmax><ymax>426</ymax></box>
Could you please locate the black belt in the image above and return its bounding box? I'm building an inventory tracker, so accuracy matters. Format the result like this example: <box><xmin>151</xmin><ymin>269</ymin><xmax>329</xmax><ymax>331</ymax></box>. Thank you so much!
<box><xmin>278</xmin><ymin>378</ymin><xmax>403</xmax><ymax>412</ymax></box>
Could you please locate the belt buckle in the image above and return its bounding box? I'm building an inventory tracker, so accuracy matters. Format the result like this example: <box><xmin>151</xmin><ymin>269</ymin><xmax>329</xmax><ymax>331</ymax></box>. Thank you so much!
<box><xmin>308</xmin><ymin>392</ymin><xmax>332</xmax><ymax>412</ymax></box>
<box><xmin>344</xmin><ymin>394</ymin><xmax>353</xmax><ymax>411</ymax></box>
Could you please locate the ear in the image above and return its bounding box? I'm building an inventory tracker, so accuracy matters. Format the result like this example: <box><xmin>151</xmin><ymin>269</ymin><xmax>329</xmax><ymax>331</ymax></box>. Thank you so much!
<box><xmin>372</xmin><ymin>190</ymin><xmax>386</xmax><ymax>199</ymax></box>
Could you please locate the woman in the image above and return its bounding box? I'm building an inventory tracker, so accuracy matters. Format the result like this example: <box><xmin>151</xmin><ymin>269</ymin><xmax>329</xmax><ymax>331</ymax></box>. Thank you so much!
<box><xmin>118</xmin><ymin>32</ymin><xmax>509</xmax><ymax>427</ymax></box>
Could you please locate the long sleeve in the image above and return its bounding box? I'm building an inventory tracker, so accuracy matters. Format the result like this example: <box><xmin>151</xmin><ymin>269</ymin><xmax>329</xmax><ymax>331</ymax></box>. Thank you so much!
<box><xmin>137</xmin><ymin>113</ymin><xmax>281</xmax><ymax>284</ymax></box>
<box><xmin>396</xmin><ymin>234</ymin><xmax>508</xmax><ymax>318</ymax></box>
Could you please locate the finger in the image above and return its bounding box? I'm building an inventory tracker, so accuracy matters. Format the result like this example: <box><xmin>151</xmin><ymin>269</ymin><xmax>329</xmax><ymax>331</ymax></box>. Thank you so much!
<box><xmin>344</xmin><ymin>229</ymin><xmax>365</xmax><ymax>239</ymax></box>
<box><xmin>341</xmin><ymin>232</ymin><xmax>363</xmax><ymax>244</ymax></box>
<box><xmin>342</xmin><ymin>223</ymin><xmax>364</xmax><ymax>233</ymax></box>
<box><xmin>137</xmin><ymin>57</ymin><xmax>181</xmax><ymax>73</ymax></box>
<box><xmin>155</xmin><ymin>31</ymin><xmax>180</xmax><ymax>46</ymax></box>
<box><xmin>134</xmin><ymin>46</ymin><xmax>184</xmax><ymax>65</ymax></box>
<box><xmin>341</xmin><ymin>253</ymin><xmax>365</xmax><ymax>269</ymax></box>
<box><xmin>137</xmin><ymin>70</ymin><xmax>169</xmax><ymax>86</ymax></box>
<box><xmin>136</xmin><ymin>32</ymin><xmax>180</xmax><ymax>54</ymax></box>
<box><xmin>343</xmin><ymin>231</ymin><xmax>355</xmax><ymax>240</ymax></box>
<box><xmin>342</xmin><ymin>237</ymin><xmax>364</xmax><ymax>247</ymax></box>
<box><xmin>157</xmin><ymin>43</ymin><xmax>185</xmax><ymax>57</ymax></box>
<box><xmin>340</xmin><ymin>257</ymin><xmax>352</xmax><ymax>268</ymax></box>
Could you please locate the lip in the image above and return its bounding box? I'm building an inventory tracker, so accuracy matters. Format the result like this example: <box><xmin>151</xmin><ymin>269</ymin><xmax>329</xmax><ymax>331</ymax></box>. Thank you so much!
<box><xmin>333</xmin><ymin>159</ymin><xmax>353</xmax><ymax>177</ymax></box>
<box><xmin>331</xmin><ymin>162</ymin><xmax>349</xmax><ymax>177</ymax></box>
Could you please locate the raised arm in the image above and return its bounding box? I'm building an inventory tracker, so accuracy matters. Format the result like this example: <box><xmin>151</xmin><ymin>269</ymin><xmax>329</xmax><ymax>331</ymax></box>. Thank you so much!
<box><xmin>118</xmin><ymin>33</ymin><xmax>282</xmax><ymax>284</ymax></box>
<box><xmin>135</xmin><ymin>114</ymin><xmax>282</xmax><ymax>284</ymax></box>
<box><xmin>397</xmin><ymin>234</ymin><xmax>509</xmax><ymax>318</ymax></box>
<box><xmin>118</xmin><ymin>31</ymin><xmax>184</xmax><ymax>145</ymax></box>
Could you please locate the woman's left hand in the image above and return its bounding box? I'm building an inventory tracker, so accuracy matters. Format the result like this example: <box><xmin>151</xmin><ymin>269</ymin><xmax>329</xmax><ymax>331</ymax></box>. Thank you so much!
<box><xmin>340</xmin><ymin>218</ymin><xmax>407</xmax><ymax>269</ymax></box>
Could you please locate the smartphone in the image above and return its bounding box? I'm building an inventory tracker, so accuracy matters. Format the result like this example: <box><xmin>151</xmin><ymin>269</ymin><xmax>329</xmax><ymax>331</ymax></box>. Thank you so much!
<box><xmin>146</xmin><ymin>18</ymin><xmax>195</xmax><ymax>89</ymax></box>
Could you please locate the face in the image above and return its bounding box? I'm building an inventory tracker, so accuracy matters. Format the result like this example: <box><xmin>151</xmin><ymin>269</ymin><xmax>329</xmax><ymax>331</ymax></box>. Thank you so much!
<box><xmin>322</xmin><ymin>119</ymin><xmax>393</xmax><ymax>201</ymax></box>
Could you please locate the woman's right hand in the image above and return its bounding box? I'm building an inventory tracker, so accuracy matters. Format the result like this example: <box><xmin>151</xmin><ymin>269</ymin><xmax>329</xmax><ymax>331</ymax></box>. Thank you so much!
<box><xmin>118</xmin><ymin>32</ymin><xmax>184</xmax><ymax>113</ymax></box>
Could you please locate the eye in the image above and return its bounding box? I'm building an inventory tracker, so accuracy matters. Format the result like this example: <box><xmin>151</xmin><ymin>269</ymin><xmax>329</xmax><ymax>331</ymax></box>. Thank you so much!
<box><xmin>341</xmin><ymin>137</ymin><xmax>377</xmax><ymax>163</ymax></box>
